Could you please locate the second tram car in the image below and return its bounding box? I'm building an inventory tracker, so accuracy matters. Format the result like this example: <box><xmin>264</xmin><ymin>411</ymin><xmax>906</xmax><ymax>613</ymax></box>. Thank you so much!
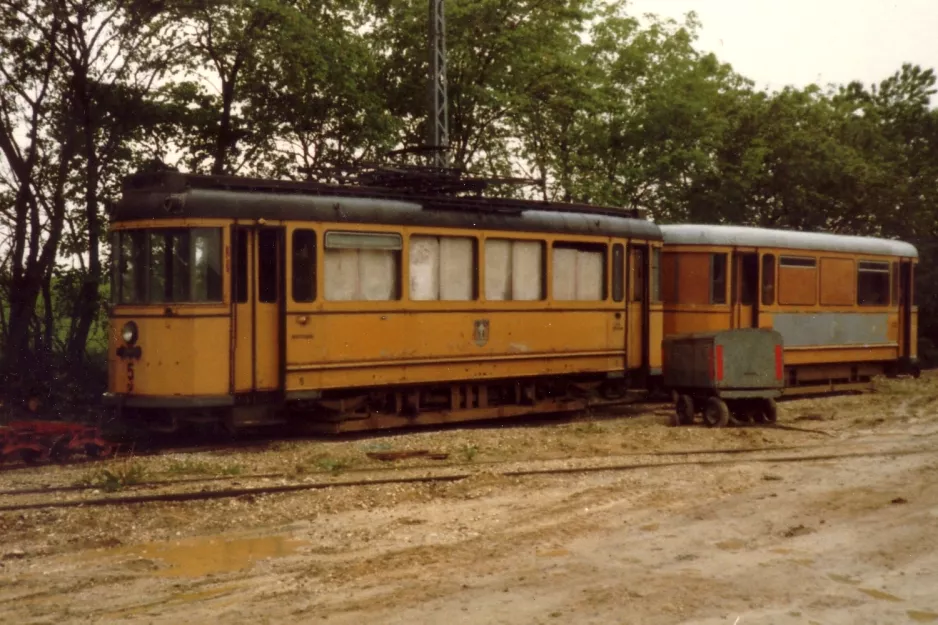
<box><xmin>658</xmin><ymin>224</ymin><xmax>920</xmax><ymax>394</ymax></box>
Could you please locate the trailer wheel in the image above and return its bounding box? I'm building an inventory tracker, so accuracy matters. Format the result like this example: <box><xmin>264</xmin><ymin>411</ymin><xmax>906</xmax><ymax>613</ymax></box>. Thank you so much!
<box><xmin>20</xmin><ymin>448</ymin><xmax>41</xmax><ymax>465</ymax></box>
<box><xmin>672</xmin><ymin>394</ymin><xmax>695</xmax><ymax>426</ymax></box>
<box><xmin>727</xmin><ymin>404</ymin><xmax>747</xmax><ymax>427</ymax></box>
<box><xmin>702</xmin><ymin>397</ymin><xmax>730</xmax><ymax>428</ymax></box>
<box><xmin>753</xmin><ymin>398</ymin><xmax>778</xmax><ymax>424</ymax></box>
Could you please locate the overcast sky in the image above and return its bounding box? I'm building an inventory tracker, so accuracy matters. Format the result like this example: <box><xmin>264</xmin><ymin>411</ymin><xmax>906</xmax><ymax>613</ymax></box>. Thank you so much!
<box><xmin>627</xmin><ymin>0</ymin><xmax>938</xmax><ymax>93</ymax></box>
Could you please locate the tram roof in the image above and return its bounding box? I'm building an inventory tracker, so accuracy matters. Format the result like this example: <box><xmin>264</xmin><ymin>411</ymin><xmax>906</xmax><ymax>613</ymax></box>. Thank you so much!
<box><xmin>112</xmin><ymin>171</ymin><xmax>663</xmax><ymax>241</ymax></box>
<box><xmin>660</xmin><ymin>224</ymin><xmax>918</xmax><ymax>259</ymax></box>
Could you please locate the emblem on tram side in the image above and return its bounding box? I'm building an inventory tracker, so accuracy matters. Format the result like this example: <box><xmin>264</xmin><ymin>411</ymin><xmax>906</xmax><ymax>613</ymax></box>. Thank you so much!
<box><xmin>473</xmin><ymin>319</ymin><xmax>490</xmax><ymax>347</ymax></box>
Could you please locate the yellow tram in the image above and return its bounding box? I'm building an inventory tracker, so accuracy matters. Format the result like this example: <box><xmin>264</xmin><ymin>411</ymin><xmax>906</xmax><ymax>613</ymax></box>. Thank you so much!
<box><xmin>104</xmin><ymin>172</ymin><xmax>664</xmax><ymax>432</ymax></box>
<box><xmin>658</xmin><ymin>224</ymin><xmax>920</xmax><ymax>394</ymax></box>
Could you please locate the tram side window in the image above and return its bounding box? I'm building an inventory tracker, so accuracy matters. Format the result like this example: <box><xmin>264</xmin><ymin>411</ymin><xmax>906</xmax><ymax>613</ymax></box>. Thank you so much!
<box><xmin>324</xmin><ymin>231</ymin><xmax>402</xmax><ymax>301</ymax></box>
<box><xmin>552</xmin><ymin>242</ymin><xmax>606</xmax><ymax>301</ymax></box>
<box><xmin>762</xmin><ymin>254</ymin><xmax>776</xmax><ymax>306</ymax></box>
<box><xmin>118</xmin><ymin>230</ymin><xmax>146</xmax><ymax>304</ymax></box>
<box><xmin>631</xmin><ymin>247</ymin><xmax>645</xmax><ymax>302</ymax></box>
<box><xmin>485</xmin><ymin>239</ymin><xmax>545</xmax><ymax>301</ymax></box>
<box><xmin>410</xmin><ymin>235</ymin><xmax>476</xmax><ymax>301</ymax></box>
<box><xmin>857</xmin><ymin>260</ymin><xmax>890</xmax><ymax>306</ymax></box>
<box><xmin>258</xmin><ymin>229</ymin><xmax>279</xmax><ymax>304</ymax></box>
<box><xmin>612</xmin><ymin>244</ymin><xmax>624</xmax><ymax>302</ymax></box>
<box><xmin>651</xmin><ymin>248</ymin><xmax>661</xmax><ymax>303</ymax></box>
<box><xmin>292</xmin><ymin>229</ymin><xmax>316</xmax><ymax>303</ymax></box>
<box><xmin>739</xmin><ymin>254</ymin><xmax>759</xmax><ymax>305</ymax></box>
<box><xmin>117</xmin><ymin>228</ymin><xmax>222</xmax><ymax>304</ymax></box>
<box><xmin>891</xmin><ymin>262</ymin><xmax>899</xmax><ymax>307</ymax></box>
<box><xmin>710</xmin><ymin>253</ymin><xmax>727</xmax><ymax>305</ymax></box>
<box><xmin>192</xmin><ymin>228</ymin><xmax>223</xmax><ymax>302</ymax></box>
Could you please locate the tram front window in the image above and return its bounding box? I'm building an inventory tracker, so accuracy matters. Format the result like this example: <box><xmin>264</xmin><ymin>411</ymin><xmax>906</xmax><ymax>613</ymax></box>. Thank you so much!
<box><xmin>113</xmin><ymin>228</ymin><xmax>223</xmax><ymax>304</ymax></box>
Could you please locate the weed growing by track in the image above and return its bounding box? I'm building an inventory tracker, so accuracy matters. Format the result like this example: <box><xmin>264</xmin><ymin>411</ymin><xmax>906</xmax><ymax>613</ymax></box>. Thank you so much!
<box><xmin>76</xmin><ymin>459</ymin><xmax>148</xmax><ymax>492</ymax></box>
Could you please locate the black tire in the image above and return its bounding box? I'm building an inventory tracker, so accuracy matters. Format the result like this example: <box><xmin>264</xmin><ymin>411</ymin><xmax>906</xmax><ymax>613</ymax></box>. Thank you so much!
<box><xmin>50</xmin><ymin>437</ymin><xmax>73</xmax><ymax>463</ymax></box>
<box><xmin>761</xmin><ymin>398</ymin><xmax>778</xmax><ymax>424</ymax></box>
<box><xmin>20</xmin><ymin>448</ymin><xmax>41</xmax><ymax>465</ymax></box>
<box><xmin>702</xmin><ymin>397</ymin><xmax>730</xmax><ymax>428</ymax></box>
<box><xmin>727</xmin><ymin>404</ymin><xmax>747</xmax><ymax>427</ymax></box>
<box><xmin>672</xmin><ymin>394</ymin><xmax>695</xmax><ymax>426</ymax></box>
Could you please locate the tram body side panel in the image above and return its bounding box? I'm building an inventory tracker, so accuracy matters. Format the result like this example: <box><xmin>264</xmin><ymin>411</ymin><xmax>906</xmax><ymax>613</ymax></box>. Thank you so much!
<box><xmin>759</xmin><ymin>248</ymin><xmax>902</xmax><ymax>369</ymax></box>
<box><xmin>283</xmin><ymin>223</ymin><xmax>642</xmax><ymax>393</ymax></box>
<box><xmin>660</xmin><ymin>246</ymin><xmax>733</xmax><ymax>338</ymax></box>
<box><xmin>109</xmin><ymin>314</ymin><xmax>231</xmax><ymax>397</ymax></box>
<box><xmin>660</xmin><ymin>244</ymin><xmax>908</xmax><ymax>373</ymax></box>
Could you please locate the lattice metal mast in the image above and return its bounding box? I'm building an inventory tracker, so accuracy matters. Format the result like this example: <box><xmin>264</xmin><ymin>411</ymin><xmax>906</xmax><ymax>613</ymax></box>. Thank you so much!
<box><xmin>427</xmin><ymin>0</ymin><xmax>449</xmax><ymax>168</ymax></box>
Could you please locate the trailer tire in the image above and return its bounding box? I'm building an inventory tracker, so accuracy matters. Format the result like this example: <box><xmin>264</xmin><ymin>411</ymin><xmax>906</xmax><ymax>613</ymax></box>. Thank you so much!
<box><xmin>753</xmin><ymin>398</ymin><xmax>778</xmax><ymax>424</ymax></box>
<box><xmin>727</xmin><ymin>404</ymin><xmax>747</xmax><ymax>427</ymax></box>
<box><xmin>673</xmin><ymin>394</ymin><xmax>695</xmax><ymax>426</ymax></box>
<box><xmin>703</xmin><ymin>397</ymin><xmax>730</xmax><ymax>428</ymax></box>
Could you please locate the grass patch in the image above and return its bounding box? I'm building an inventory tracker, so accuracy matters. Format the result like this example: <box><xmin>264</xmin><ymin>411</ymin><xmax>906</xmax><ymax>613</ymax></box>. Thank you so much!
<box><xmin>77</xmin><ymin>460</ymin><xmax>148</xmax><ymax>493</ymax></box>
<box><xmin>164</xmin><ymin>458</ymin><xmax>243</xmax><ymax>476</ymax></box>
<box><xmin>459</xmin><ymin>444</ymin><xmax>479</xmax><ymax>462</ymax></box>
<box><xmin>315</xmin><ymin>457</ymin><xmax>350</xmax><ymax>474</ymax></box>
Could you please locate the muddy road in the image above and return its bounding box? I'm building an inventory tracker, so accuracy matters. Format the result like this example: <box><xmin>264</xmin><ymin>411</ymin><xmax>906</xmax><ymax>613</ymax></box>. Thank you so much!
<box><xmin>1</xmin><ymin>375</ymin><xmax>937</xmax><ymax>624</ymax></box>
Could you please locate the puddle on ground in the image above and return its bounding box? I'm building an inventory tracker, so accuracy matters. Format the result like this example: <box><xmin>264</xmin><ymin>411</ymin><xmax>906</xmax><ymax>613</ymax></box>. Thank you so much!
<box><xmin>86</xmin><ymin>535</ymin><xmax>307</xmax><ymax>578</ymax></box>
<box><xmin>908</xmin><ymin>610</ymin><xmax>938</xmax><ymax>623</ymax></box>
<box><xmin>715</xmin><ymin>539</ymin><xmax>746</xmax><ymax>551</ymax></box>
<box><xmin>828</xmin><ymin>573</ymin><xmax>861</xmax><ymax>585</ymax></box>
<box><xmin>859</xmin><ymin>587</ymin><xmax>905</xmax><ymax>602</ymax></box>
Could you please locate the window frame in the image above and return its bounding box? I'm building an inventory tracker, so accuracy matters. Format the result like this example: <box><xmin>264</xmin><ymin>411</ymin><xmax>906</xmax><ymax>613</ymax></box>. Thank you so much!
<box><xmin>709</xmin><ymin>253</ymin><xmax>727</xmax><ymax>305</ymax></box>
<box><xmin>631</xmin><ymin>246</ymin><xmax>645</xmax><ymax>303</ymax></box>
<box><xmin>292</xmin><ymin>228</ymin><xmax>317</xmax><ymax>303</ymax></box>
<box><xmin>114</xmin><ymin>227</ymin><xmax>224</xmax><ymax>305</ymax></box>
<box><xmin>650</xmin><ymin>247</ymin><xmax>662</xmax><ymax>303</ymax></box>
<box><xmin>322</xmin><ymin>229</ymin><xmax>403</xmax><ymax>302</ymax></box>
<box><xmin>484</xmin><ymin>237</ymin><xmax>547</xmax><ymax>302</ymax></box>
<box><xmin>857</xmin><ymin>259</ymin><xmax>891</xmax><ymax>307</ymax></box>
<box><xmin>612</xmin><ymin>243</ymin><xmax>624</xmax><ymax>303</ymax></box>
<box><xmin>777</xmin><ymin>254</ymin><xmax>818</xmax><ymax>306</ymax></box>
<box><xmin>761</xmin><ymin>253</ymin><xmax>776</xmax><ymax>306</ymax></box>
<box><xmin>408</xmin><ymin>233</ymin><xmax>478</xmax><ymax>302</ymax></box>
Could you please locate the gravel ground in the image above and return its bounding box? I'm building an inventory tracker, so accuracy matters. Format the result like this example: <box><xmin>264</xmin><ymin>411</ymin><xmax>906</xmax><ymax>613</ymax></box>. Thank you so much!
<box><xmin>1</xmin><ymin>373</ymin><xmax>936</xmax><ymax>624</ymax></box>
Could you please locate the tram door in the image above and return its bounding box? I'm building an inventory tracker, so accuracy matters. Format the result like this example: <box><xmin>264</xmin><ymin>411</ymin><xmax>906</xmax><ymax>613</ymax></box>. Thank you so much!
<box><xmin>231</xmin><ymin>226</ymin><xmax>284</xmax><ymax>395</ymax></box>
<box><xmin>732</xmin><ymin>252</ymin><xmax>759</xmax><ymax>328</ymax></box>
<box><xmin>627</xmin><ymin>244</ymin><xmax>650</xmax><ymax>371</ymax></box>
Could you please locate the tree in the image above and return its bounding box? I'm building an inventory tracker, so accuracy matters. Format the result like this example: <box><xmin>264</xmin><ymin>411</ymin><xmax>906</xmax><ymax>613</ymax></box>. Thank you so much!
<box><xmin>0</xmin><ymin>0</ymin><xmax>177</xmax><ymax>391</ymax></box>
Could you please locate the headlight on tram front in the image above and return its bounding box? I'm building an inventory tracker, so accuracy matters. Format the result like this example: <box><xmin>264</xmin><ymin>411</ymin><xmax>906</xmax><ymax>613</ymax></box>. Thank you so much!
<box><xmin>121</xmin><ymin>321</ymin><xmax>138</xmax><ymax>345</ymax></box>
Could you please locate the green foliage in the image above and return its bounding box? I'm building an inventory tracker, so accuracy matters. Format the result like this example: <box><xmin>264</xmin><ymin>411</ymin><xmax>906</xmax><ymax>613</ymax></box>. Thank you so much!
<box><xmin>165</xmin><ymin>458</ymin><xmax>244</xmax><ymax>476</ymax></box>
<box><xmin>459</xmin><ymin>443</ymin><xmax>479</xmax><ymax>462</ymax></box>
<box><xmin>78</xmin><ymin>461</ymin><xmax>148</xmax><ymax>493</ymax></box>
<box><xmin>4</xmin><ymin>0</ymin><xmax>938</xmax><ymax>399</ymax></box>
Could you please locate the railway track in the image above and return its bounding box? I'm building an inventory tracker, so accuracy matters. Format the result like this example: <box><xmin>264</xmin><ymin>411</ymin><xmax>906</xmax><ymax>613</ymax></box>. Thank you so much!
<box><xmin>2</xmin><ymin>434</ymin><xmax>932</xmax><ymax>514</ymax></box>
<box><xmin>0</xmin><ymin>393</ymin><xmax>837</xmax><ymax>473</ymax></box>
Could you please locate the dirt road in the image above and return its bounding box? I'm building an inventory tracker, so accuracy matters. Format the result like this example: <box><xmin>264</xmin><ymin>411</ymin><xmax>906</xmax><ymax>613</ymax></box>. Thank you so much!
<box><xmin>2</xmin><ymin>375</ymin><xmax>937</xmax><ymax>624</ymax></box>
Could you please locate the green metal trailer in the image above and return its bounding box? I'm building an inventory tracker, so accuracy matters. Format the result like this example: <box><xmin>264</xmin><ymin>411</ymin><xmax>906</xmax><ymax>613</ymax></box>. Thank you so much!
<box><xmin>662</xmin><ymin>328</ymin><xmax>785</xmax><ymax>428</ymax></box>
